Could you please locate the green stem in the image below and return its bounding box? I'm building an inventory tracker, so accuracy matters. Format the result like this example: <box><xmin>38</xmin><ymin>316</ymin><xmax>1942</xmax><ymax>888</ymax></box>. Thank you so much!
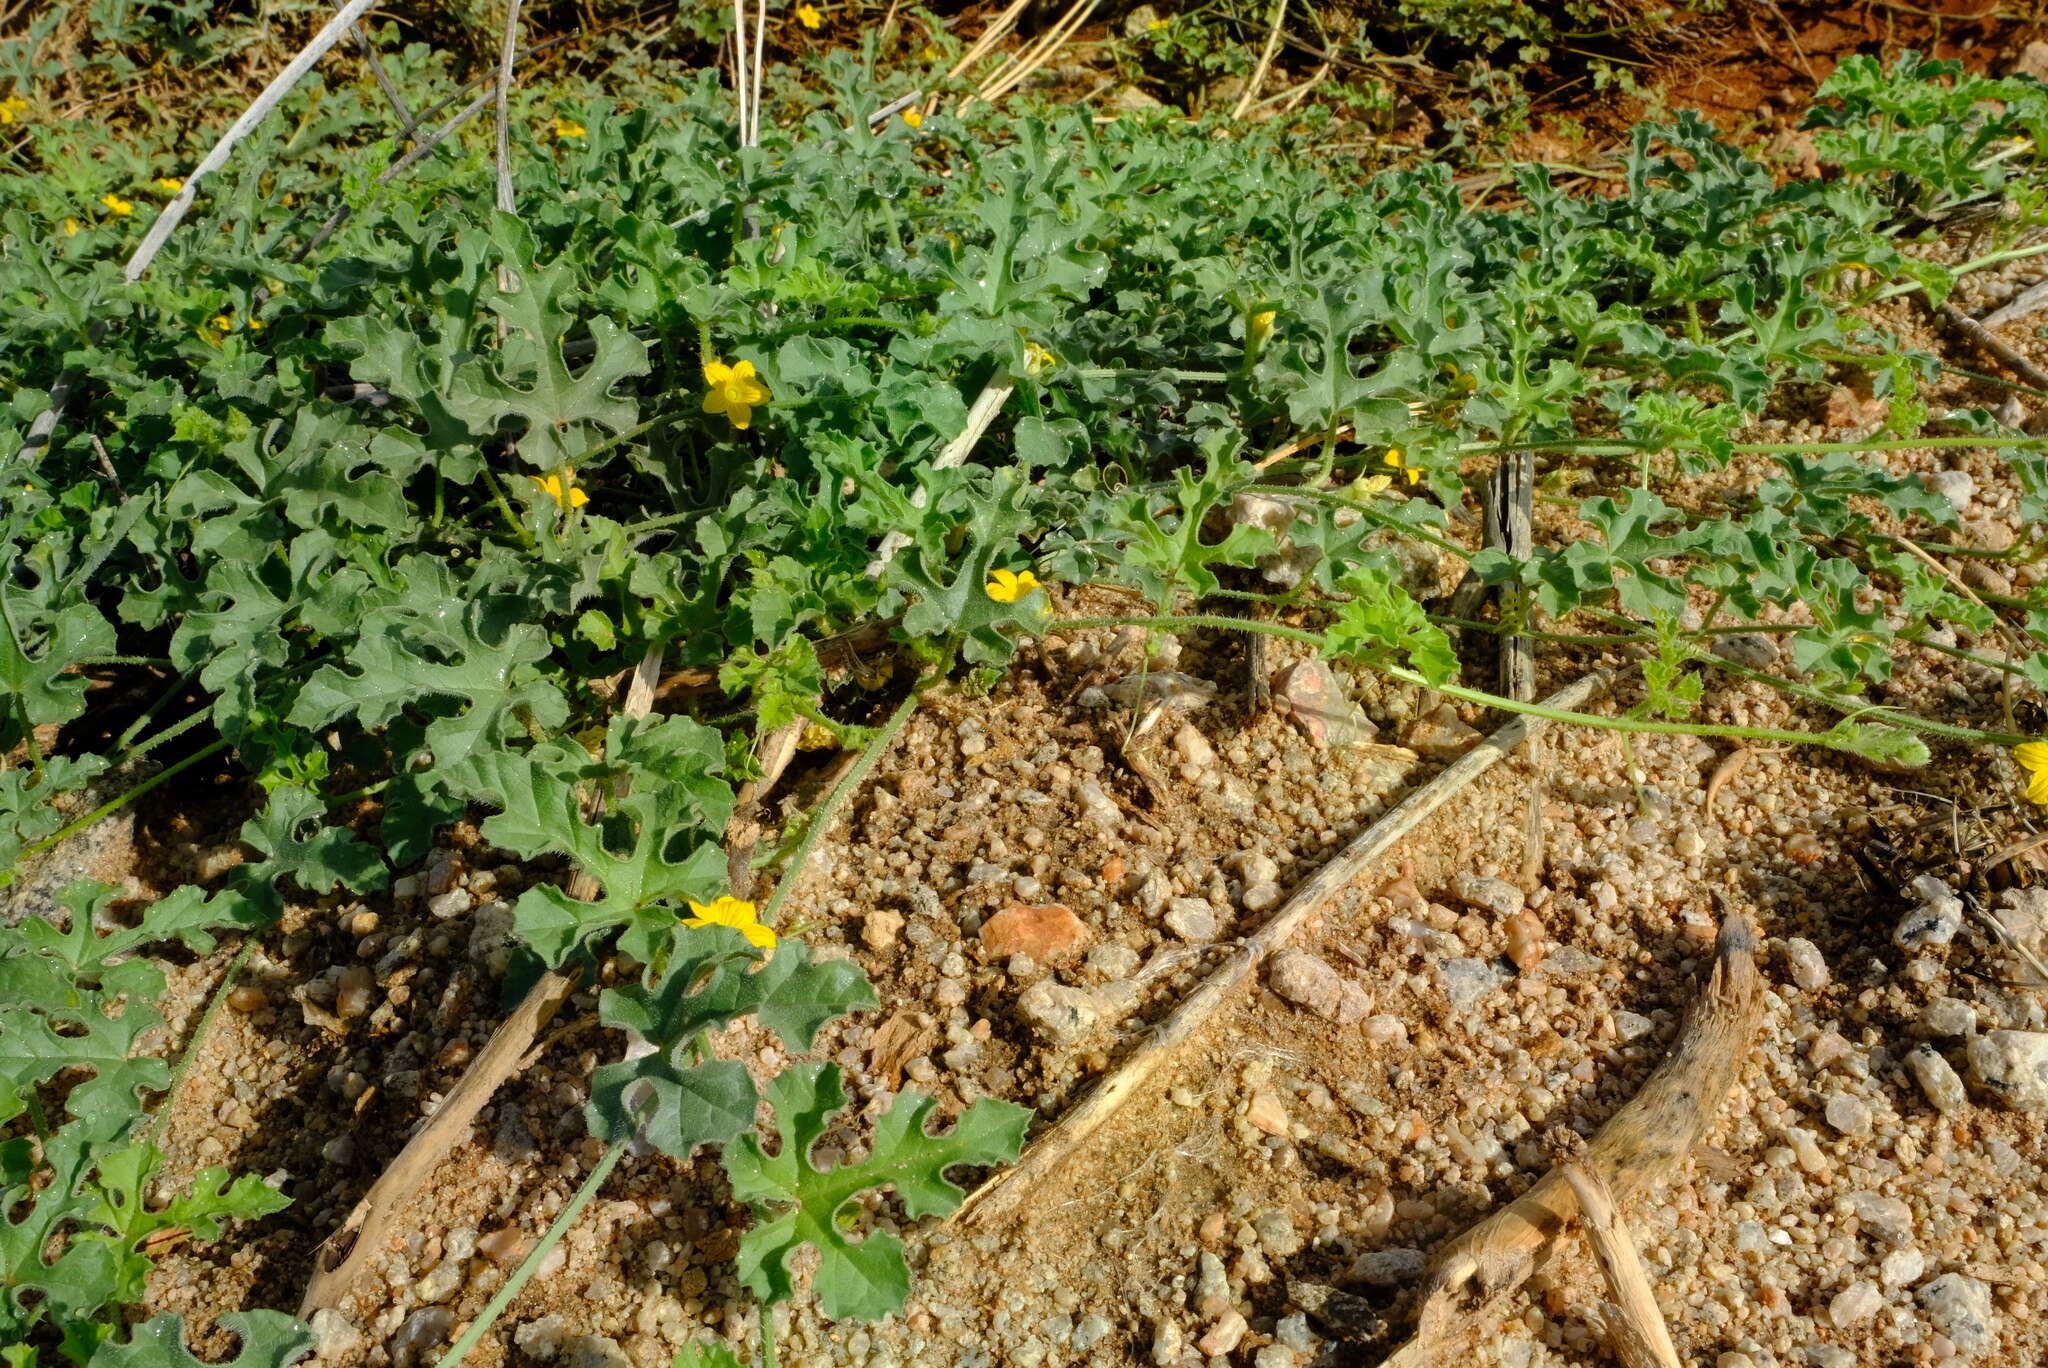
<box><xmin>1872</xmin><ymin>239</ymin><xmax>2048</xmax><ymax>301</ymax></box>
<box><xmin>1251</xmin><ymin>483</ymin><xmax>1470</xmax><ymax>559</ymax></box>
<box><xmin>761</xmin><ymin>685</ymin><xmax>924</xmax><ymax>927</ymax></box>
<box><xmin>149</xmin><ymin>939</ymin><xmax>256</xmax><ymax>1150</ymax></box>
<box><xmin>113</xmin><ymin>706</ymin><xmax>209</xmax><ymax>768</ymax></box>
<box><xmin>1051</xmin><ymin>613</ymin><xmax>2029</xmax><ymax>750</ymax></box>
<box><xmin>429</xmin><ymin>1137</ymin><xmax>630</xmax><ymax>1368</ymax></box>
<box><xmin>479</xmin><ymin>462</ymin><xmax>537</xmax><ymax>550</ymax></box>
<box><xmin>1463</xmin><ymin>433</ymin><xmax>2048</xmax><ymax>457</ymax></box>
<box><xmin>115</xmin><ymin>667</ymin><xmax>200</xmax><ymax>751</ymax></box>
<box><xmin>3</xmin><ymin>739</ymin><xmax>231</xmax><ymax>883</ymax></box>
<box><xmin>1693</xmin><ymin>650</ymin><xmax>2030</xmax><ymax>745</ymax></box>
<box><xmin>1052</xmin><ymin>613</ymin><xmax>1326</xmax><ymax>650</ymax></box>
<box><xmin>1072</xmin><ymin>366</ymin><xmax>1233</xmax><ymax>383</ymax></box>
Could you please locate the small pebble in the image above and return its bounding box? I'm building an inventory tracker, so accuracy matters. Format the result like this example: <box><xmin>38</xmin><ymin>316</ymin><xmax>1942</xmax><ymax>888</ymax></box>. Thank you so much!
<box><xmin>862</xmin><ymin>909</ymin><xmax>905</xmax><ymax>952</ymax></box>
<box><xmin>1198</xmin><ymin>1311</ymin><xmax>1247</xmax><ymax>1357</ymax></box>
<box><xmin>1782</xmin><ymin>938</ymin><xmax>1829</xmax><ymax>991</ymax></box>
<box><xmin>1350</xmin><ymin>1247</ymin><xmax>1427</xmax><ymax>1287</ymax></box>
<box><xmin>1920</xmin><ymin>996</ymin><xmax>1978</xmax><ymax>1037</ymax></box>
<box><xmin>389</xmin><ymin>1307</ymin><xmax>455</xmax><ymax>1368</ymax></box>
<box><xmin>1918</xmin><ymin>1273</ymin><xmax>1995</xmax><ymax>1356</ymax></box>
<box><xmin>228</xmin><ymin>985</ymin><xmax>267</xmax><ymax>1014</ymax></box>
<box><xmin>1829</xmin><ymin>1280</ymin><xmax>1881</xmax><ymax>1327</ymax></box>
<box><xmin>1965</xmin><ymin>1030</ymin><xmax>2048</xmax><ymax>1113</ymax></box>
<box><xmin>1823</xmin><ymin>1093</ymin><xmax>1872</xmax><ymax>1137</ymax></box>
<box><xmin>335</xmin><ymin>966</ymin><xmax>376</xmax><ymax>1019</ymax></box>
<box><xmin>1881</xmin><ymin>1247</ymin><xmax>1926</xmax><ymax>1287</ymax></box>
<box><xmin>477</xmin><ymin>1229</ymin><xmax>533</xmax><ymax>1267</ymax></box>
<box><xmin>426</xmin><ymin>889</ymin><xmax>472</xmax><ymax>920</ymax></box>
<box><xmin>1165</xmin><ymin>898</ymin><xmax>1220</xmax><ymax>943</ymax></box>
<box><xmin>1245</xmin><ymin>1090</ymin><xmax>1291</xmax><ymax>1136</ymax></box>
<box><xmin>1908</xmin><ymin>1045</ymin><xmax>1971</xmax><ymax>1115</ymax></box>
<box><xmin>1503</xmin><ymin>910</ymin><xmax>1546</xmax><ymax>972</ymax></box>
<box><xmin>1267</xmin><ymin>949</ymin><xmax>1369</xmax><ymax>1023</ymax></box>
<box><xmin>1241</xmin><ymin>880</ymin><xmax>1283</xmax><ymax>913</ymax></box>
<box><xmin>1455</xmin><ymin>874</ymin><xmax>1524</xmax><ymax>917</ymax></box>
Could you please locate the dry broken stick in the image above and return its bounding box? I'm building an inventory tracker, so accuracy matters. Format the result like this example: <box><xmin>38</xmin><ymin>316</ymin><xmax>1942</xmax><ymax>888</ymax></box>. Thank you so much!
<box><xmin>1379</xmin><ymin>905</ymin><xmax>1762</xmax><ymax>1368</ymax></box>
<box><xmin>1560</xmin><ymin>1161</ymin><xmax>1682</xmax><ymax>1368</ymax></box>
<box><xmin>723</xmin><ymin>719</ymin><xmax>805</xmax><ymax>899</ymax></box>
<box><xmin>299</xmin><ymin>646</ymin><xmax>665</xmax><ymax>1317</ymax></box>
<box><xmin>952</xmin><ymin>669</ymin><xmax>1612</xmax><ymax>1231</ymax></box>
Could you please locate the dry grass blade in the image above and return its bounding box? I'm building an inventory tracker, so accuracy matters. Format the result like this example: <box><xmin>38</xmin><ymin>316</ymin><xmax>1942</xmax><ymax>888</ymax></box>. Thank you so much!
<box><xmin>347</xmin><ymin>17</ymin><xmax>415</xmax><ymax>136</ymax></box>
<box><xmin>27</xmin><ymin>0</ymin><xmax>381</xmax><ymax>463</ymax></box>
<box><xmin>1560</xmin><ymin>1161</ymin><xmax>1683</xmax><ymax>1368</ymax></box>
<box><xmin>293</xmin><ymin>91</ymin><xmax>493</xmax><ymax>264</ymax></box>
<box><xmin>1381</xmin><ymin>905</ymin><xmax>1762</xmax><ymax>1368</ymax></box>
<box><xmin>970</xmin><ymin>0</ymin><xmax>1100</xmax><ymax>111</ymax></box>
<box><xmin>945</xmin><ymin>0</ymin><xmax>1036</xmax><ymax>82</ymax></box>
<box><xmin>953</xmin><ymin>670</ymin><xmax>1612</xmax><ymax>1231</ymax></box>
<box><xmin>493</xmin><ymin>0</ymin><xmax>525</xmax><ymax>221</ymax></box>
<box><xmin>299</xmin><ymin>647</ymin><xmax>667</xmax><ymax>1316</ymax></box>
<box><xmin>864</xmin><ymin>376</ymin><xmax>1015</xmax><ymax>577</ymax></box>
<box><xmin>123</xmin><ymin>0</ymin><xmax>380</xmax><ymax>284</ymax></box>
<box><xmin>1232</xmin><ymin>0</ymin><xmax>1288</xmax><ymax>120</ymax></box>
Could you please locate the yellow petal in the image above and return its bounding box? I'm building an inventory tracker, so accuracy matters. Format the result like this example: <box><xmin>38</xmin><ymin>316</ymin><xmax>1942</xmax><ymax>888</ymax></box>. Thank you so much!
<box><xmin>2016</xmin><ymin>742</ymin><xmax>2048</xmax><ymax>774</ymax></box>
<box><xmin>2029</xmin><ymin>767</ymin><xmax>2048</xmax><ymax>806</ymax></box>
<box><xmin>729</xmin><ymin>359</ymin><xmax>756</xmax><ymax>381</ymax></box>
<box><xmin>569</xmin><ymin>486</ymin><xmax>590</xmax><ymax>508</ymax></box>
<box><xmin>902</xmin><ymin>110</ymin><xmax>924</xmax><ymax>129</ymax></box>
<box><xmin>728</xmin><ymin>404</ymin><xmax>752</xmax><ymax>430</ymax></box>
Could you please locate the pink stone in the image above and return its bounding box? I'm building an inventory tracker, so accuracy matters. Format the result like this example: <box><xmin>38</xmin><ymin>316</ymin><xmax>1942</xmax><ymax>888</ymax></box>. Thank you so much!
<box><xmin>978</xmin><ymin>903</ymin><xmax>1090</xmax><ymax>962</ymax></box>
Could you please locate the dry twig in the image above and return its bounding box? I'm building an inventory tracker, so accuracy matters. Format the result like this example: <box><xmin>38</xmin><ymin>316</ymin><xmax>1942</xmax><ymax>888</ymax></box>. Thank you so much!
<box><xmin>26</xmin><ymin>0</ymin><xmax>382</xmax><ymax>463</ymax></box>
<box><xmin>1232</xmin><ymin>0</ymin><xmax>1289</xmax><ymax>120</ymax></box>
<box><xmin>300</xmin><ymin>648</ymin><xmax>666</xmax><ymax>1316</ymax></box>
<box><xmin>953</xmin><ymin>670</ymin><xmax>1612</xmax><ymax>1230</ymax></box>
<box><xmin>1937</xmin><ymin>300</ymin><xmax>2048</xmax><ymax>391</ymax></box>
<box><xmin>1379</xmin><ymin>906</ymin><xmax>1762</xmax><ymax>1368</ymax></box>
<box><xmin>1560</xmin><ymin>1161</ymin><xmax>1683</xmax><ymax>1368</ymax></box>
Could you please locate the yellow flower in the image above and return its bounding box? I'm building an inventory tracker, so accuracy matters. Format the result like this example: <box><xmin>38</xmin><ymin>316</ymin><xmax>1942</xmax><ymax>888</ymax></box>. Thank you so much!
<box><xmin>901</xmin><ymin>109</ymin><xmax>924</xmax><ymax>129</ymax></box>
<box><xmin>1024</xmin><ymin>341</ymin><xmax>1055</xmax><ymax>377</ymax></box>
<box><xmin>63</xmin><ymin>218</ymin><xmax>79</xmax><ymax>237</ymax></box>
<box><xmin>684</xmin><ymin>895</ymin><xmax>777</xmax><ymax>949</ymax></box>
<box><xmin>2017</xmin><ymin>743</ymin><xmax>2048</xmax><ymax>805</ymax></box>
<box><xmin>702</xmin><ymin>358</ymin><xmax>770</xmax><ymax>430</ymax></box>
<box><xmin>0</xmin><ymin>96</ymin><xmax>28</xmax><ymax>124</ymax></box>
<box><xmin>154</xmin><ymin>177</ymin><xmax>183</xmax><ymax>193</ymax></box>
<box><xmin>1383</xmin><ymin>447</ymin><xmax>1421</xmax><ymax>486</ymax></box>
<box><xmin>796</xmin><ymin>3</ymin><xmax>822</xmax><ymax>27</ymax></box>
<box><xmin>549</xmin><ymin>116</ymin><xmax>586</xmax><ymax>138</ymax></box>
<box><xmin>985</xmin><ymin>568</ymin><xmax>1042</xmax><ymax>603</ymax></box>
<box><xmin>919</xmin><ymin>45</ymin><xmax>939</xmax><ymax>60</ymax></box>
<box><xmin>1347</xmin><ymin>473</ymin><xmax>1392</xmax><ymax>500</ymax></box>
<box><xmin>209</xmin><ymin>314</ymin><xmax>234</xmax><ymax>334</ymax></box>
<box><xmin>797</xmin><ymin>721</ymin><xmax>839</xmax><ymax>751</ymax></box>
<box><xmin>100</xmin><ymin>193</ymin><xmax>133</xmax><ymax>217</ymax></box>
<box><xmin>529</xmin><ymin>469</ymin><xmax>590</xmax><ymax>509</ymax></box>
<box><xmin>1249</xmin><ymin>309</ymin><xmax>1276</xmax><ymax>342</ymax></box>
<box><xmin>1148</xmin><ymin>17</ymin><xmax>1169</xmax><ymax>29</ymax></box>
<box><xmin>247</xmin><ymin>316</ymin><xmax>265</xmax><ymax>331</ymax></box>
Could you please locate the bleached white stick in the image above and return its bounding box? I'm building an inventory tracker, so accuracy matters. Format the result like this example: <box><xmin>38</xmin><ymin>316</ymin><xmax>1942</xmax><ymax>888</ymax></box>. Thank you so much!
<box><xmin>122</xmin><ymin>0</ymin><xmax>381</xmax><ymax>284</ymax></box>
